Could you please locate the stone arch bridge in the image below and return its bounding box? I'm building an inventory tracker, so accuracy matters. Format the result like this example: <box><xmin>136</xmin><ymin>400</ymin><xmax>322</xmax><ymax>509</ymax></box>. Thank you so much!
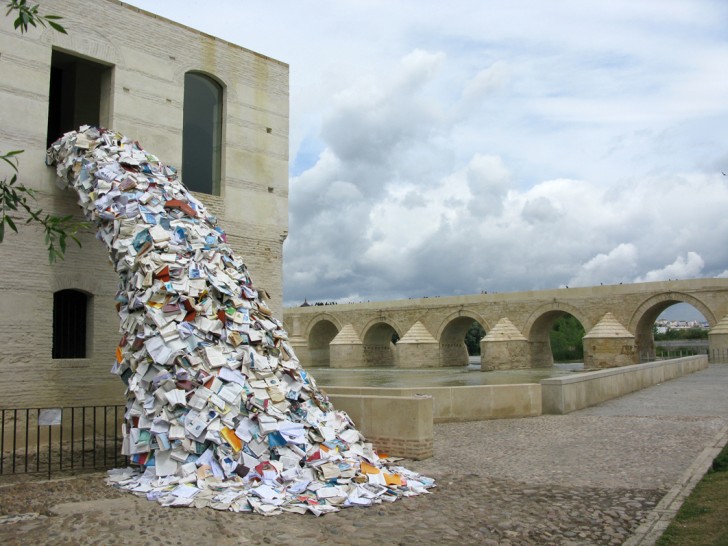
<box><xmin>282</xmin><ymin>279</ymin><xmax>728</xmax><ymax>370</ymax></box>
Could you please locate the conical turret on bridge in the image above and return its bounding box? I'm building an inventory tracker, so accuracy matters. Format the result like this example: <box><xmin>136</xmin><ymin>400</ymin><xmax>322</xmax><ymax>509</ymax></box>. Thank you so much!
<box><xmin>481</xmin><ymin>318</ymin><xmax>529</xmax><ymax>370</ymax></box>
<box><xmin>396</xmin><ymin>321</ymin><xmax>439</xmax><ymax>368</ymax></box>
<box><xmin>329</xmin><ymin>324</ymin><xmax>364</xmax><ymax>368</ymax></box>
<box><xmin>583</xmin><ymin>312</ymin><xmax>636</xmax><ymax>368</ymax></box>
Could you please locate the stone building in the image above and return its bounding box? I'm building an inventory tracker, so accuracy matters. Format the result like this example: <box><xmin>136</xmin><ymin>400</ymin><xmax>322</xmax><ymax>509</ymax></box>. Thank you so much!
<box><xmin>0</xmin><ymin>0</ymin><xmax>289</xmax><ymax>406</ymax></box>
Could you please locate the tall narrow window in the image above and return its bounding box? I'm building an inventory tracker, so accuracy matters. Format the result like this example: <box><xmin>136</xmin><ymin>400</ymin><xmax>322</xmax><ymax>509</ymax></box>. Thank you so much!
<box><xmin>47</xmin><ymin>50</ymin><xmax>112</xmax><ymax>147</ymax></box>
<box><xmin>182</xmin><ymin>72</ymin><xmax>223</xmax><ymax>195</ymax></box>
<box><xmin>52</xmin><ymin>289</ymin><xmax>88</xmax><ymax>359</ymax></box>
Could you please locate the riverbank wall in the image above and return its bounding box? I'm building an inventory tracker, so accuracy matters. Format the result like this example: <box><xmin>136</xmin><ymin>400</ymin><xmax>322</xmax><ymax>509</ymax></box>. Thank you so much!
<box><xmin>322</xmin><ymin>356</ymin><xmax>709</xmax><ymax>459</ymax></box>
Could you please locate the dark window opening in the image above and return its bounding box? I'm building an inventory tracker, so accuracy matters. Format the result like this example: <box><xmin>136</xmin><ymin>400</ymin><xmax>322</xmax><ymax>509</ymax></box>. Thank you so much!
<box><xmin>47</xmin><ymin>50</ymin><xmax>111</xmax><ymax>147</ymax></box>
<box><xmin>52</xmin><ymin>289</ymin><xmax>88</xmax><ymax>359</ymax></box>
<box><xmin>182</xmin><ymin>72</ymin><xmax>223</xmax><ymax>195</ymax></box>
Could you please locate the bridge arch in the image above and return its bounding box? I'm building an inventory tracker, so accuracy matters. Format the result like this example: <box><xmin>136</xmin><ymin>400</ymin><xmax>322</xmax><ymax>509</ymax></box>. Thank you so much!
<box><xmin>305</xmin><ymin>313</ymin><xmax>342</xmax><ymax>368</ymax></box>
<box><xmin>628</xmin><ymin>292</ymin><xmax>716</xmax><ymax>361</ymax></box>
<box><xmin>523</xmin><ymin>302</ymin><xmax>591</xmax><ymax>368</ymax></box>
<box><xmin>436</xmin><ymin>310</ymin><xmax>490</xmax><ymax>367</ymax></box>
<box><xmin>361</xmin><ymin>317</ymin><xmax>403</xmax><ymax>367</ymax></box>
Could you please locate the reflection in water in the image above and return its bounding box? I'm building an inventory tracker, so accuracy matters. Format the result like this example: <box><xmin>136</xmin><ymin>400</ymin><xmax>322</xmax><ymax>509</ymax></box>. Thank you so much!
<box><xmin>313</xmin><ymin>358</ymin><xmax>584</xmax><ymax>388</ymax></box>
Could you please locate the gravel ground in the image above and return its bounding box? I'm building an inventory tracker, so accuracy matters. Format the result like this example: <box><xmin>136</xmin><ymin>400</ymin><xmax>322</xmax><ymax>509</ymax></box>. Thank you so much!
<box><xmin>1</xmin><ymin>365</ymin><xmax>727</xmax><ymax>546</ymax></box>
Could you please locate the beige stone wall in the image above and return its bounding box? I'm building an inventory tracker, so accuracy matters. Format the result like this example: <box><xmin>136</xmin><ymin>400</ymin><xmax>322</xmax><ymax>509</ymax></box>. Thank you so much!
<box><xmin>327</xmin><ymin>394</ymin><xmax>433</xmax><ymax>459</ymax></box>
<box><xmin>541</xmin><ymin>355</ymin><xmax>708</xmax><ymax>414</ymax></box>
<box><xmin>481</xmin><ymin>339</ymin><xmax>530</xmax><ymax>370</ymax></box>
<box><xmin>0</xmin><ymin>0</ymin><xmax>288</xmax><ymax>407</ymax></box>
<box><xmin>323</xmin><ymin>384</ymin><xmax>542</xmax><ymax>423</ymax></box>
<box><xmin>583</xmin><ymin>337</ymin><xmax>637</xmax><ymax>369</ymax></box>
<box><xmin>396</xmin><ymin>342</ymin><xmax>440</xmax><ymax>369</ymax></box>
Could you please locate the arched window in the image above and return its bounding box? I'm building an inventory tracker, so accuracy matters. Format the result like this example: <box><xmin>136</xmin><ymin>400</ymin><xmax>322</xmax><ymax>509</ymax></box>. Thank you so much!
<box><xmin>182</xmin><ymin>72</ymin><xmax>223</xmax><ymax>195</ymax></box>
<box><xmin>52</xmin><ymin>289</ymin><xmax>89</xmax><ymax>359</ymax></box>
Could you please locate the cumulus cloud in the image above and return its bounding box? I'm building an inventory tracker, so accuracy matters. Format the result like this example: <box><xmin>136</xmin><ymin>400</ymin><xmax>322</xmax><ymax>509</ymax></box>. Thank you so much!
<box><xmin>398</xmin><ymin>49</ymin><xmax>446</xmax><ymax>90</ymax></box>
<box><xmin>568</xmin><ymin>244</ymin><xmax>639</xmax><ymax>287</ymax></box>
<box><xmin>284</xmin><ymin>37</ymin><xmax>728</xmax><ymax>303</ymax></box>
<box><xmin>634</xmin><ymin>252</ymin><xmax>706</xmax><ymax>283</ymax></box>
<box><xmin>521</xmin><ymin>196</ymin><xmax>560</xmax><ymax>224</ymax></box>
<box><xmin>465</xmin><ymin>154</ymin><xmax>512</xmax><ymax>217</ymax></box>
<box><xmin>319</xmin><ymin>50</ymin><xmax>446</xmax><ymax>178</ymax></box>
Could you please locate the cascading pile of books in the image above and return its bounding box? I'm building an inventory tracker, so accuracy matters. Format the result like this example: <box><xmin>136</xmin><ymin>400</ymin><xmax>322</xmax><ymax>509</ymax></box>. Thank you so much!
<box><xmin>47</xmin><ymin>126</ymin><xmax>434</xmax><ymax>515</ymax></box>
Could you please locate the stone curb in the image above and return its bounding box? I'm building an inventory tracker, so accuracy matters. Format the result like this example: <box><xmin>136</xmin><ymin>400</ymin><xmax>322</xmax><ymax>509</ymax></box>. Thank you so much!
<box><xmin>624</xmin><ymin>423</ymin><xmax>728</xmax><ymax>546</ymax></box>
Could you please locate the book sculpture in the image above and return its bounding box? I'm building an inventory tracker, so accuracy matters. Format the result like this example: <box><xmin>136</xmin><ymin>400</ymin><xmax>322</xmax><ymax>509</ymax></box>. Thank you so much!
<box><xmin>47</xmin><ymin>126</ymin><xmax>434</xmax><ymax>515</ymax></box>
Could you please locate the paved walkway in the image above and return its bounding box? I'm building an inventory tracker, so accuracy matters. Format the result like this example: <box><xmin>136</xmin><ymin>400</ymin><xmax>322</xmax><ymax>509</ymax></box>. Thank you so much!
<box><xmin>1</xmin><ymin>365</ymin><xmax>727</xmax><ymax>546</ymax></box>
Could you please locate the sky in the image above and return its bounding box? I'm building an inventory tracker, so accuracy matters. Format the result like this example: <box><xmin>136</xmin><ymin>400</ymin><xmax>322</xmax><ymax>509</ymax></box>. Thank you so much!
<box><xmin>126</xmin><ymin>1</ymin><xmax>728</xmax><ymax>319</ymax></box>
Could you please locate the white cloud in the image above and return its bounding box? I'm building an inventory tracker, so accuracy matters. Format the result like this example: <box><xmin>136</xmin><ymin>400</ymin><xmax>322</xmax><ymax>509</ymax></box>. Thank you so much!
<box><xmin>568</xmin><ymin>244</ymin><xmax>639</xmax><ymax>287</ymax></box>
<box><xmin>634</xmin><ymin>252</ymin><xmax>706</xmax><ymax>283</ymax></box>
<box><xmin>521</xmin><ymin>196</ymin><xmax>560</xmax><ymax>224</ymax></box>
<box><xmin>462</xmin><ymin>61</ymin><xmax>510</xmax><ymax>103</ymax></box>
<box><xmin>466</xmin><ymin>154</ymin><xmax>511</xmax><ymax>217</ymax></box>
<box><xmin>398</xmin><ymin>49</ymin><xmax>446</xmax><ymax>89</ymax></box>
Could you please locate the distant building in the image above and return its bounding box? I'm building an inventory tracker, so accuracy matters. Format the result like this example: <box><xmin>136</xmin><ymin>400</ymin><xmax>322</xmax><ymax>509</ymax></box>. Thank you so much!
<box><xmin>655</xmin><ymin>319</ymin><xmax>708</xmax><ymax>331</ymax></box>
<box><xmin>0</xmin><ymin>0</ymin><xmax>289</xmax><ymax>406</ymax></box>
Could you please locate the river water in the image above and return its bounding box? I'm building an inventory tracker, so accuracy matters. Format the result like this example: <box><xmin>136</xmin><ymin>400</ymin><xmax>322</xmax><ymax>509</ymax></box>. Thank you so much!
<box><xmin>310</xmin><ymin>357</ymin><xmax>584</xmax><ymax>388</ymax></box>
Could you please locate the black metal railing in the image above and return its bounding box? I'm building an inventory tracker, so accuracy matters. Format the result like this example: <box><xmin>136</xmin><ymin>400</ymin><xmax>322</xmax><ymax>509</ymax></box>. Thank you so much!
<box><xmin>638</xmin><ymin>348</ymin><xmax>706</xmax><ymax>363</ymax></box>
<box><xmin>0</xmin><ymin>405</ymin><xmax>128</xmax><ymax>479</ymax></box>
<box><xmin>637</xmin><ymin>348</ymin><xmax>728</xmax><ymax>364</ymax></box>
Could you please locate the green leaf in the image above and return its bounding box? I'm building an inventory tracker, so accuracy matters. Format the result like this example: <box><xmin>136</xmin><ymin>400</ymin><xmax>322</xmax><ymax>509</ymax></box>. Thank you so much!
<box><xmin>7</xmin><ymin>1</ymin><xmax>66</xmax><ymax>36</ymax></box>
<box><xmin>5</xmin><ymin>215</ymin><xmax>17</xmax><ymax>233</ymax></box>
<box><xmin>47</xmin><ymin>20</ymin><xmax>66</xmax><ymax>34</ymax></box>
<box><xmin>1</xmin><ymin>150</ymin><xmax>23</xmax><ymax>171</ymax></box>
<box><xmin>0</xmin><ymin>220</ymin><xmax>4</xmax><ymax>243</ymax></box>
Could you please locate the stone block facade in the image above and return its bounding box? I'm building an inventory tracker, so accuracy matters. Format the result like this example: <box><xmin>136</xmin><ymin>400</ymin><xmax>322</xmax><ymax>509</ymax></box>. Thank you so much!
<box><xmin>0</xmin><ymin>0</ymin><xmax>288</xmax><ymax>407</ymax></box>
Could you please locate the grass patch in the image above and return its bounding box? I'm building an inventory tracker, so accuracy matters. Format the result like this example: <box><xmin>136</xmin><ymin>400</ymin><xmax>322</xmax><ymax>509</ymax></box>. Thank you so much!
<box><xmin>657</xmin><ymin>442</ymin><xmax>728</xmax><ymax>546</ymax></box>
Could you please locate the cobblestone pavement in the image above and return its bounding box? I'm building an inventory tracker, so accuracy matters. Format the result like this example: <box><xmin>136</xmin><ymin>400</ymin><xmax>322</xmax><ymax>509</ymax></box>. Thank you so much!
<box><xmin>1</xmin><ymin>365</ymin><xmax>727</xmax><ymax>546</ymax></box>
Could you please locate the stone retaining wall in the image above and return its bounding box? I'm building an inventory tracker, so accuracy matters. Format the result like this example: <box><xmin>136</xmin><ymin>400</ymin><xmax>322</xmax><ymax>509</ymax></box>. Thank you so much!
<box><xmin>326</xmin><ymin>394</ymin><xmax>433</xmax><ymax>460</ymax></box>
<box><xmin>324</xmin><ymin>357</ymin><xmax>708</xmax><ymax>459</ymax></box>
<box><xmin>324</xmin><ymin>384</ymin><xmax>541</xmax><ymax>423</ymax></box>
<box><xmin>541</xmin><ymin>355</ymin><xmax>709</xmax><ymax>415</ymax></box>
